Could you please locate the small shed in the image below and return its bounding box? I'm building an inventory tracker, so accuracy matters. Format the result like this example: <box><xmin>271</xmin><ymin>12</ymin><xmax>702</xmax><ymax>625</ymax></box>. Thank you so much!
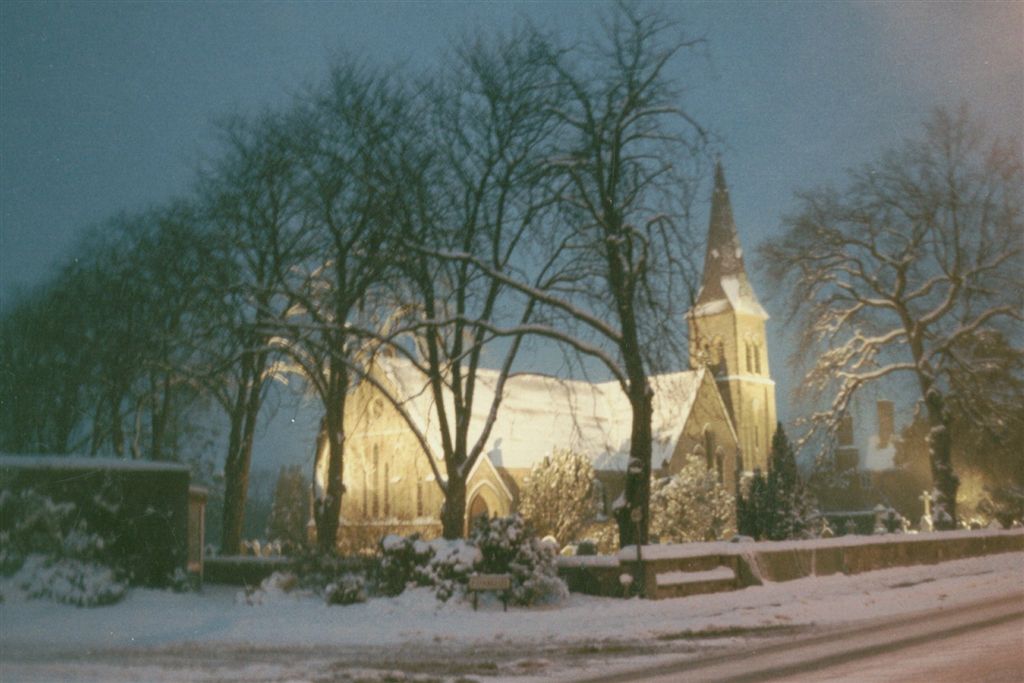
<box><xmin>0</xmin><ymin>454</ymin><xmax>206</xmax><ymax>586</ymax></box>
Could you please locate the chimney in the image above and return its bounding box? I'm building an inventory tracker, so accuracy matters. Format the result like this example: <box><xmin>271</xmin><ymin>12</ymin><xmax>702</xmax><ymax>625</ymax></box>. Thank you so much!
<box><xmin>877</xmin><ymin>400</ymin><xmax>894</xmax><ymax>448</ymax></box>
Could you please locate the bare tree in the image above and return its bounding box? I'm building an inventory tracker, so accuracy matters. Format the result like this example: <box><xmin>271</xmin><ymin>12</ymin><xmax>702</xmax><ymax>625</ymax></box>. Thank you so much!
<box><xmin>446</xmin><ymin>7</ymin><xmax>709</xmax><ymax>548</ymax></box>
<box><xmin>128</xmin><ymin>201</ymin><xmax>217</xmax><ymax>462</ymax></box>
<box><xmin>761</xmin><ymin>106</ymin><xmax>1023</xmax><ymax>527</ymax></box>
<box><xmin>35</xmin><ymin>209</ymin><xmax>210</xmax><ymax>460</ymax></box>
<box><xmin>68</xmin><ymin>217</ymin><xmax>149</xmax><ymax>458</ymax></box>
<box><xmin>425</xmin><ymin>7</ymin><xmax>709</xmax><ymax>552</ymax></box>
<box><xmin>0</xmin><ymin>278</ymin><xmax>92</xmax><ymax>453</ymax></box>
<box><xmin>269</xmin><ymin>63</ymin><xmax>407</xmax><ymax>551</ymax></box>
<box><xmin>199</xmin><ymin>110</ymin><xmax>307</xmax><ymax>554</ymax></box>
<box><xmin>1</xmin><ymin>204</ymin><xmax>217</xmax><ymax>462</ymax></box>
<box><xmin>366</xmin><ymin>31</ymin><xmax>567</xmax><ymax>540</ymax></box>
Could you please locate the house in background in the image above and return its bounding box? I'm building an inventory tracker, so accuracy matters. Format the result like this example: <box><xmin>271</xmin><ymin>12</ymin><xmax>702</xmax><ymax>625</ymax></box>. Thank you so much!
<box><xmin>817</xmin><ymin>400</ymin><xmax>928</xmax><ymax>530</ymax></box>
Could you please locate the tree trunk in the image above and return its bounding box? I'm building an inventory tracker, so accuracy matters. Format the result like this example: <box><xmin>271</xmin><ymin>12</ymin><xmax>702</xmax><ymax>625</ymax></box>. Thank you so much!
<box><xmin>924</xmin><ymin>388</ymin><xmax>958</xmax><ymax>529</ymax></box>
<box><xmin>220</xmin><ymin>353</ymin><xmax>265</xmax><ymax>555</ymax></box>
<box><xmin>616</xmin><ymin>377</ymin><xmax>653</xmax><ymax>548</ymax></box>
<box><xmin>442</xmin><ymin>473</ymin><xmax>467</xmax><ymax>539</ymax></box>
<box><xmin>316</xmin><ymin>371</ymin><xmax>349</xmax><ymax>554</ymax></box>
<box><xmin>89</xmin><ymin>402</ymin><xmax>104</xmax><ymax>455</ymax></box>
<box><xmin>220</xmin><ymin>412</ymin><xmax>247</xmax><ymax>555</ymax></box>
<box><xmin>150</xmin><ymin>372</ymin><xmax>171</xmax><ymax>461</ymax></box>
<box><xmin>111</xmin><ymin>396</ymin><xmax>125</xmax><ymax>457</ymax></box>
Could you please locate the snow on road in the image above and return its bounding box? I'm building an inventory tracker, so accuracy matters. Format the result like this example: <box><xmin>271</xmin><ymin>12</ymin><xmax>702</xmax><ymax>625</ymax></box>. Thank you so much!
<box><xmin>2</xmin><ymin>552</ymin><xmax>1022</xmax><ymax>682</ymax></box>
<box><xmin>808</xmin><ymin>616</ymin><xmax>1024</xmax><ymax>683</ymax></box>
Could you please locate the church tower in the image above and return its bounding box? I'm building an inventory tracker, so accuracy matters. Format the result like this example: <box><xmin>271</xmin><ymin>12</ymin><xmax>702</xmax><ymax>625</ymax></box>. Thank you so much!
<box><xmin>687</xmin><ymin>162</ymin><xmax>777</xmax><ymax>472</ymax></box>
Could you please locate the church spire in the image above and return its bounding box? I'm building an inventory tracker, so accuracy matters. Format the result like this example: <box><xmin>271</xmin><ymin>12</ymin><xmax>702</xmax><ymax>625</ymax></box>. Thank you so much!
<box><xmin>694</xmin><ymin>162</ymin><xmax>766</xmax><ymax>318</ymax></box>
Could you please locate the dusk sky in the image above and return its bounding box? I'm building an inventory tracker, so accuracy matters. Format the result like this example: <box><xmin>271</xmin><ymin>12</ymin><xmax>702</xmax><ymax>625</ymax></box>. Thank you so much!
<box><xmin>2</xmin><ymin>1</ymin><xmax>1021</xmax><ymax>465</ymax></box>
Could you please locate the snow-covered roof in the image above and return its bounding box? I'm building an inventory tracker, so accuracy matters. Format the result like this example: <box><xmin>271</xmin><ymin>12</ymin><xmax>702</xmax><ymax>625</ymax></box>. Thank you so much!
<box><xmin>692</xmin><ymin>274</ymin><xmax>768</xmax><ymax>318</ymax></box>
<box><xmin>375</xmin><ymin>358</ymin><xmax>707</xmax><ymax>472</ymax></box>
<box><xmin>0</xmin><ymin>454</ymin><xmax>190</xmax><ymax>473</ymax></box>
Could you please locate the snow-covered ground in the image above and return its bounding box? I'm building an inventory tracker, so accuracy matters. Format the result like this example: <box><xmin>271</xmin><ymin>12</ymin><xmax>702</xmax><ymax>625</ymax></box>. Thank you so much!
<box><xmin>2</xmin><ymin>552</ymin><xmax>1022</xmax><ymax>682</ymax></box>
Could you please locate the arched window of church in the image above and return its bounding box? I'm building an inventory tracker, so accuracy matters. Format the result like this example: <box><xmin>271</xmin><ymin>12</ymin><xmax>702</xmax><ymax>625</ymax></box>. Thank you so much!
<box><xmin>592</xmin><ymin>477</ymin><xmax>606</xmax><ymax>515</ymax></box>
<box><xmin>703</xmin><ymin>427</ymin><xmax>716</xmax><ymax>470</ymax></box>
<box><xmin>372</xmin><ymin>445</ymin><xmax>379</xmax><ymax>518</ymax></box>
<box><xmin>754</xmin><ymin>341</ymin><xmax>762</xmax><ymax>374</ymax></box>
<box><xmin>383</xmin><ymin>462</ymin><xmax>390</xmax><ymax>518</ymax></box>
<box><xmin>416</xmin><ymin>479</ymin><xmax>424</xmax><ymax>517</ymax></box>
<box><xmin>362</xmin><ymin>467</ymin><xmax>368</xmax><ymax>517</ymax></box>
<box><xmin>715</xmin><ymin>447</ymin><xmax>725</xmax><ymax>483</ymax></box>
<box><xmin>751</xmin><ymin>400</ymin><xmax>761</xmax><ymax>460</ymax></box>
<box><xmin>745</xmin><ymin>342</ymin><xmax>753</xmax><ymax>372</ymax></box>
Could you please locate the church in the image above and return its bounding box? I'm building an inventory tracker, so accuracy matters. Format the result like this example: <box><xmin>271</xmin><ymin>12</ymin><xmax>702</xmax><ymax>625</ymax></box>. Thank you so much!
<box><xmin>315</xmin><ymin>164</ymin><xmax>777</xmax><ymax>538</ymax></box>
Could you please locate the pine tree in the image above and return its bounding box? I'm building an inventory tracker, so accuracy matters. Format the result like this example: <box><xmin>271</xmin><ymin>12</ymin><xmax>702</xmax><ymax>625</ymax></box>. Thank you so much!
<box><xmin>738</xmin><ymin>425</ymin><xmax>821</xmax><ymax>540</ymax></box>
<box><xmin>747</xmin><ymin>467</ymin><xmax>769</xmax><ymax>539</ymax></box>
<box><xmin>766</xmin><ymin>424</ymin><xmax>798</xmax><ymax>540</ymax></box>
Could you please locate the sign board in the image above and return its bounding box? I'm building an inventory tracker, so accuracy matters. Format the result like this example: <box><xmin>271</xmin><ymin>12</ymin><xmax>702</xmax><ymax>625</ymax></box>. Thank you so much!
<box><xmin>468</xmin><ymin>573</ymin><xmax>511</xmax><ymax>591</ymax></box>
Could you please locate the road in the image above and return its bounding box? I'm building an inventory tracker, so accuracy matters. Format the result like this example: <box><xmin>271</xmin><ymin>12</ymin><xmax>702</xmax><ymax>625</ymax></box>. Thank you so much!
<box><xmin>579</xmin><ymin>592</ymin><xmax>1024</xmax><ymax>683</ymax></box>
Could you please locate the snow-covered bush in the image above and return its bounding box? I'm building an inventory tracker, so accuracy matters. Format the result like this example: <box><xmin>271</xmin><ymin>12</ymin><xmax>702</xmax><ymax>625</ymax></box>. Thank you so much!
<box><xmin>650</xmin><ymin>454</ymin><xmax>735</xmax><ymax>543</ymax></box>
<box><xmin>22</xmin><ymin>556</ymin><xmax>127</xmax><ymax>607</ymax></box>
<box><xmin>166</xmin><ymin>566</ymin><xmax>200</xmax><ymax>593</ymax></box>
<box><xmin>576</xmin><ymin>519</ymin><xmax>619</xmax><ymax>554</ymax></box>
<box><xmin>0</xmin><ymin>489</ymin><xmax>74</xmax><ymax>575</ymax></box>
<box><xmin>470</xmin><ymin>514</ymin><xmax>567</xmax><ymax>606</ymax></box>
<box><xmin>519</xmin><ymin>449</ymin><xmax>596</xmax><ymax>545</ymax></box>
<box><xmin>0</xmin><ymin>488</ymin><xmax>128</xmax><ymax>607</ymax></box>
<box><xmin>417</xmin><ymin>539</ymin><xmax>481</xmax><ymax>602</ymax></box>
<box><xmin>378</xmin><ymin>533</ymin><xmax>434</xmax><ymax>596</ymax></box>
<box><xmin>978</xmin><ymin>484</ymin><xmax>1024</xmax><ymax>528</ymax></box>
<box><xmin>238</xmin><ymin>570</ymin><xmax>300</xmax><ymax>606</ymax></box>
<box><xmin>291</xmin><ymin>548</ymin><xmax>370</xmax><ymax>605</ymax></box>
<box><xmin>372</xmin><ymin>516</ymin><xmax>567</xmax><ymax>606</ymax></box>
<box><xmin>324</xmin><ymin>573</ymin><xmax>367</xmax><ymax>605</ymax></box>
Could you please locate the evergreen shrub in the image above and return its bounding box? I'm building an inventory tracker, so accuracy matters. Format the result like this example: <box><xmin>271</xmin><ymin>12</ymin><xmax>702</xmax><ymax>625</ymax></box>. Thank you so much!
<box><xmin>470</xmin><ymin>514</ymin><xmax>567</xmax><ymax>606</ymax></box>
<box><xmin>378</xmin><ymin>533</ymin><xmax>434</xmax><ymax>596</ymax></box>
<box><xmin>375</xmin><ymin>514</ymin><xmax>568</xmax><ymax>606</ymax></box>
<box><xmin>0</xmin><ymin>488</ymin><xmax>127</xmax><ymax>606</ymax></box>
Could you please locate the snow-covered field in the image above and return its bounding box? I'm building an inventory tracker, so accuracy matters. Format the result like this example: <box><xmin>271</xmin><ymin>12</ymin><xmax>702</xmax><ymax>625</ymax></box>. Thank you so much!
<box><xmin>2</xmin><ymin>552</ymin><xmax>1022</xmax><ymax>682</ymax></box>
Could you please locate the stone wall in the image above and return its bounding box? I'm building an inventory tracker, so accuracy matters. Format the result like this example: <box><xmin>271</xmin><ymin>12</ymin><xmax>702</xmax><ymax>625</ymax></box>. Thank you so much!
<box><xmin>558</xmin><ymin>529</ymin><xmax>1024</xmax><ymax>599</ymax></box>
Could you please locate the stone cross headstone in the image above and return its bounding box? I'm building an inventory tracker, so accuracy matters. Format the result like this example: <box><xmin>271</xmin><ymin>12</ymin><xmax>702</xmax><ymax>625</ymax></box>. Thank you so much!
<box><xmin>918</xmin><ymin>490</ymin><xmax>934</xmax><ymax>533</ymax></box>
<box><xmin>873</xmin><ymin>504</ymin><xmax>888</xmax><ymax>535</ymax></box>
<box><xmin>819</xmin><ymin>517</ymin><xmax>834</xmax><ymax>538</ymax></box>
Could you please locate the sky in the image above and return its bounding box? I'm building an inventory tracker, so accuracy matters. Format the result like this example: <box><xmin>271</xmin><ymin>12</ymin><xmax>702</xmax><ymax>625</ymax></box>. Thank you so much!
<box><xmin>1</xmin><ymin>1</ymin><xmax>1022</xmax><ymax>467</ymax></box>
